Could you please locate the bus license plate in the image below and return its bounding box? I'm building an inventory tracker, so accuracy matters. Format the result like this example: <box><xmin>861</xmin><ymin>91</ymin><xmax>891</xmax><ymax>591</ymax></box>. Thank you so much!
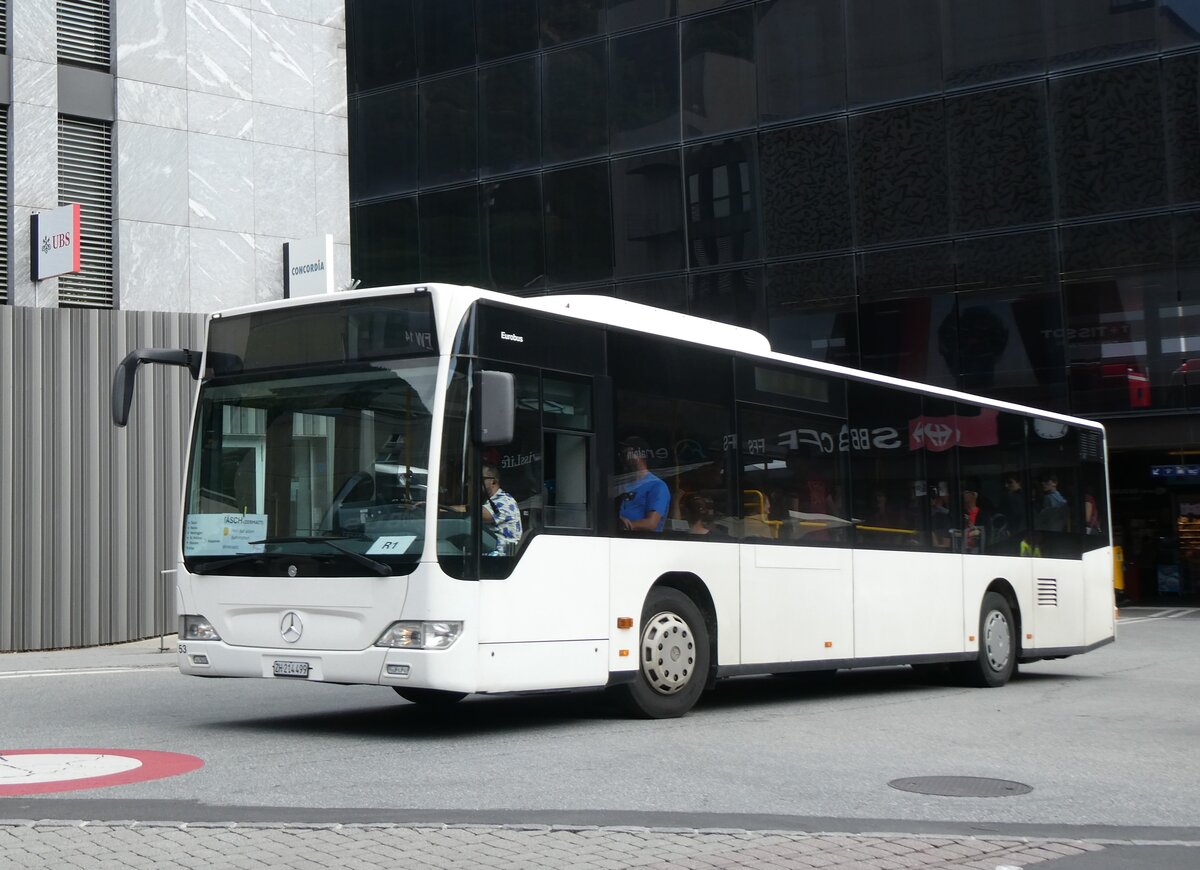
<box><xmin>273</xmin><ymin>660</ymin><xmax>310</xmax><ymax>678</ymax></box>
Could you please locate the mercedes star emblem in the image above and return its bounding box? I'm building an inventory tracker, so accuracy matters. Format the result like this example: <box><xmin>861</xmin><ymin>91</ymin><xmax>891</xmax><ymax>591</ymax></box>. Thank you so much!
<box><xmin>280</xmin><ymin>611</ymin><xmax>303</xmax><ymax>643</ymax></box>
<box><xmin>287</xmin><ymin>564</ymin><xmax>299</xmax><ymax>577</ymax></box>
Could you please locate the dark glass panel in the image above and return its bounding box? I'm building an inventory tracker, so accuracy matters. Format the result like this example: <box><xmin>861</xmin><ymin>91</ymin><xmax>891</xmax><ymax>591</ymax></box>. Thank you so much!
<box><xmin>850</xmin><ymin>101</ymin><xmax>948</xmax><ymax>245</ymax></box>
<box><xmin>736</xmin><ymin>404</ymin><xmax>851</xmax><ymax>547</ymax></box>
<box><xmin>419</xmin><ymin>187</ymin><xmax>481</xmax><ymax>286</ymax></box>
<box><xmin>1047</xmin><ymin>0</ymin><xmax>1157</xmax><ymax>71</ymax></box>
<box><xmin>846</xmin><ymin>0</ymin><xmax>942</xmax><ymax>107</ymax></box>
<box><xmin>1027</xmin><ymin>420</ymin><xmax>1082</xmax><ymax>559</ymax></box>
<box><xmin>612</xmin><ymin>150</ymin><xmax>685</xmax><ymax>278</ymax></box>
<box><xmin>847</xmin><ymin>382</ymin><xmax>930</xmax><ymax>551</ymax></box>
<box><xmin>679</xmin><ymin>0</ymin><xmax>741</xmax><ymax>13</ymax></box>
<box><xmin>544</xmin><ymin>162</ymin><xmax>614</xmax><ymax>285</ymax></box>
<box><xmin>765</xmin><ymin>256</ymin><xmax>858</xmax><ymax>367</ymax></box>
<box><xmin>543</xmin><ymin>42</ymin><xmax>608</xmax><ymax>164</ymax></box>
<box><xmin>954</xmin><ymin>232</ymin><xmax>1068</xmax><ymax>411</ymax></box>
<box><xmin>857</xmin><ymin>243</ymin><xmax>957</xmax><ymax>388</ymax></box>
<box><xmin>347</xmin><ymin>0</ymin><xmax>416</xmax><ymax>93</ymax></box>
<box><xmin>541</xmin><ymin>0</ymin><xmax>606</xmax><ymax>45</ymax></box>
<box><xmin>419</xmin><ymin>72</ymin><xmax>477</xmax><ymax>188</ymax></box>
<box><xmin>351</xmin><ymin>197</ymin><xmax>418</xmax><ymax>288</ymax></box>
<box><xmin>685</xmin><ymin>135</ymin><xmax>759</xmax><ymax>267</ymax></box>
<box><xmin>481</xmin><ymin>175</ymin><xmax>545</xmax><ymax>292</ymax></box>
<box><xmin>416</xmin><ymin>0</ymin><xmax>476</xmax><ymax>75</ymax></box>
<box><xmin>757</xmin><ymin>0</ymin><xmax>846</xmax><ymax>123</ymax></box>
<box><xmin>476</xmin><ymin>0</ymin><xmax>539</xmax><ymax>61</ymax></box>
<box><xmin>1171</xmin><ymin>212</ymin><xmax>1200</xmax><ymax>410</ymax></box>
<box><xmin>688</xmin><ymin>266</ymin><xmax>766</xmax><ymax>332</ymax></box>
<box><xmin>480</xmin><ymin>59</ymin><xmax>540</xmax><ymax>176</ymax></box>
<box><xmin>615</xmin><ymin>276</ymin><xmax>688</xmax><ymax>312</ymax></box>
<box><xmin>1062</xmin><ymin>216</ymin><xmax>1181</xmax><ymax>414</ymax></box>
<box><xmin>681</xmin><ymin>7</ymin><xmax>757</xmax><ymax>139</ymax></box>
<box><xmin>761</xmin><ymin>119</ymin><xmax>850</xmax><ymax>256</ymax></box>
<box><xmin>611</xmin><ymin>24</ymin><xmax>680</xmax><ymax>153</ymax></box>
<box><xmin>948</xmin><ymin>83</ymin><xmax>1052</xmax><ymax>233</ymax></box>
<box><xmin>942</xmin><ymin>0</ymin><xmax>1045</xmax><ymax>88</ymax></box>
<box><xmin>349</xmin><ymin>86</ymin><xmax>417</xmax><ymax>201</ymax></box>
<box><xmin>956</xmin><ymin>410</ymin><xmax>1033</xmax><ymax>556</ymax></box>
<box><xmin>1165</xmin><ymin>54</ymin><xmax>1200</xmax><ymax>205</ymax></box>
<box><xmin>608</xmin><ymin>0</ymin><xmax>676</xmax><ymax>31</ymax></box>
<box><xmin>1162</xmin><ymin>0</ymin><xmax>1200</xmax><ymax>50</ymax></box>
<box><xmin>1051</xmin><ymin>60</ymin><xmax>1166</xmax><ymax>219</ymax></box>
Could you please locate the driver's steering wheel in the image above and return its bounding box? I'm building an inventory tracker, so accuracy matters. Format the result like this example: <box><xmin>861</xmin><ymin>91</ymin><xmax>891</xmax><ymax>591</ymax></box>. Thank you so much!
<box><xmin>320</xmin><ymin>470</ymin><xmax>374</xmax><ymax>533</ymax></box>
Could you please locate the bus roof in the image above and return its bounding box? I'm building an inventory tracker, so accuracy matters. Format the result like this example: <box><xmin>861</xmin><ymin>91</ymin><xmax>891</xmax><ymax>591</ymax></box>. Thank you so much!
<box><xmin>209</xmin><ymin>282</ymin><xmax>1103</xmax><ymax>433</ymax></box>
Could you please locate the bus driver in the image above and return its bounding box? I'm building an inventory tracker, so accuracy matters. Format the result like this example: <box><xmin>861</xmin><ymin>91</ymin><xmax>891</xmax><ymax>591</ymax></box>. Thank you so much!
<box><xmin>618</xmin><ymin>436</ymin><xmax>670</xmax><ymax>532</ymax></box>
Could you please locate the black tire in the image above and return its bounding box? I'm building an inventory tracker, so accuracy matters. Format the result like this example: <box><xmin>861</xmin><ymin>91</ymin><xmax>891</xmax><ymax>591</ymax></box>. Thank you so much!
<box><xmin>959</xmin><ymin>591</ymin><xmax>1017</xmax><ymax>688</ymax></box>
<box><xmin>618</xmin><ymin>587</ymin><xmax>711</xmax><ymax>719</ymax></box>
<box><xmin>393</xmin><ymin>687</ymin><xmax>468</xmax><ymax>706</ymax></box>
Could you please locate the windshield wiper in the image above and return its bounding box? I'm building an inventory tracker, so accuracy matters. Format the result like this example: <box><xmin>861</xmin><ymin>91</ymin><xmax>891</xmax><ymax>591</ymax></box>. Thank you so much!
<box><xmin>249</xmin><ymin>535</ymin><xmax>392</xmax><ymax>576</ymax></box>
<box><xmin>192</xmin><ymin>554</ymin><xmax>268</xmax><ymax>575</ymax></box>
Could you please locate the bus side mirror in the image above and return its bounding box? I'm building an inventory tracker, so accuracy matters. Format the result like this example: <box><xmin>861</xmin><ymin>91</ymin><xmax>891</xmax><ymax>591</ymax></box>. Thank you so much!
<box><xmin>473</xmin><ymin>370</ymin><xmax>515</xmax><ymax>446</ymax></box>
<box><xmin>112</xmin><ymin>348</ymin><xmax>202</xmax><ymax>427</ymax></box>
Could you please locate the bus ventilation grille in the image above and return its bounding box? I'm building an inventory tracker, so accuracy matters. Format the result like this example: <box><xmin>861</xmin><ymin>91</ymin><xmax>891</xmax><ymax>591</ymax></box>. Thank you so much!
<box><xmin>1037</xmin><ymin>578</ymin><xmax>1059</xmax><ymax>607</ymax></box>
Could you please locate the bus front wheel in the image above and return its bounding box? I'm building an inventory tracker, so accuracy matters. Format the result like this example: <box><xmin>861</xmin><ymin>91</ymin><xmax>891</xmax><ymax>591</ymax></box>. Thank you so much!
<box><xmin>960</xmin><ymin>592</ymin><xmax>1017</xmax><ymax>688</ymax></box>
<box><xmin>619</xmin><ymin>587</ymin><xmax>710</xmax><ymax>719</ymax></box>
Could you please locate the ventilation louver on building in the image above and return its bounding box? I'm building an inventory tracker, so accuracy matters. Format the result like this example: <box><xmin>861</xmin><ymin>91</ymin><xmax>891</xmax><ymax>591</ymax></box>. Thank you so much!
<box><xmin>57</xmin><ymin>0</ymin><xmax>111</xmax><ymax>70</ymax></box>
<box><xmin>58</xmin><ymin>117</ymin><xmax>114</xmax><ymax>309</ymax></box>
<box><xmin>0</xmin><ymin>107</ymin><xmax>9</xmax><ymax>304</ymax></box>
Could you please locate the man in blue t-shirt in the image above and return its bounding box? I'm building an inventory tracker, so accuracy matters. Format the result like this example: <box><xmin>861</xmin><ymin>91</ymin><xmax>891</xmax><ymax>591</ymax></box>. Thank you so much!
<box><xmin>618</xmin><ymin>436</ymin><xmax>670</xmax><ymax>533</ymax></box>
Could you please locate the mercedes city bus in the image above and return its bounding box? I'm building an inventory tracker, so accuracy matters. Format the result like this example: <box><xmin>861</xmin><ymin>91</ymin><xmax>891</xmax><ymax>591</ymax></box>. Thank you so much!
<box><xmin>112</xmin><ymin>283</ymin><xmax>1115</xmax><ymax>718</ymax></box>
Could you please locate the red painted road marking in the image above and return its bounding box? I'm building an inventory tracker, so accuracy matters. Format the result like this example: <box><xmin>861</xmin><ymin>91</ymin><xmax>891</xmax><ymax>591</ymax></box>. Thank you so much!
<box><xmin>0</xmin><ymin>749</ymin><xmax>203</xmax><ymax>796</ymax></box>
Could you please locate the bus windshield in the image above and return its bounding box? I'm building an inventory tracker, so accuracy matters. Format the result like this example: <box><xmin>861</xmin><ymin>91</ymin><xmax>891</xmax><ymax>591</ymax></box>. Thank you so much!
<box><xmin>182</xmin><ymin>360</ymin><xmax>439</xmax><ymax>576</ymax></box>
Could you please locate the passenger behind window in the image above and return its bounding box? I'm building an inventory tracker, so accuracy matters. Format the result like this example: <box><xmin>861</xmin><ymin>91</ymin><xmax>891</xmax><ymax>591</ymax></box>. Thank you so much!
<box><xmin>1036</xmin><ymin>473</ymin><xmax>1069</xmax><ymax>532</ymax></box>
<box><xmin>681</xmin><ymin>493</ymin><xmax>724</xmax><ymax>537</ymax></box>
<box><xmin>961</xmin><ymin>479</ymin><xmax>993</xmax><ymax>554</ymax></box>
<box><xmin>618</xmin><ymin>436</ymin><xmax>670</xmax><ymax>532</ymax></box>
<box><xmin>929</xmin><ymin>481</ymin><xmax>953</xmax><ymax>549</ymax></box>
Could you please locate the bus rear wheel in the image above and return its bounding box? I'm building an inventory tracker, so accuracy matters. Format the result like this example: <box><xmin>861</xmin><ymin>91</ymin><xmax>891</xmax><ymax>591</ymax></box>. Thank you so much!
<box><xmin>619</xmin><ymin>587</ymin><xmax>710</xmax><ymax>719</ymax></box>
<box><xmin>959</xmin><ymin>592</ymin><xmax>1016</xmax><ymax>688</ymax></box>
<box><xmin>393</xmin><ymin>687</ymin><xmax>467</xmax><ymax>706</ymax></box>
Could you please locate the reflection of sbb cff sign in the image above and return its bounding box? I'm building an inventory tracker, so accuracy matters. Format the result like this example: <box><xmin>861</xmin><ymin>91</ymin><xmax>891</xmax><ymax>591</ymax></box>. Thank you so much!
<box><xmin>31</xmin><ymin>204</ymin><xmax>82</xmax><ymax>280</ymax></box>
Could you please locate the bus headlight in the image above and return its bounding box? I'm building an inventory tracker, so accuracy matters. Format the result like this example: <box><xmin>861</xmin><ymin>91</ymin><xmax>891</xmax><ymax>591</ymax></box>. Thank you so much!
<box><xmin>375</xmin><ymin>621</ymin><xmax>462</xmax><ymax>650</ymax></box>
<box><xmin>180</xmin><ymin>615</ymin><xmax>221</xmax><ymax>641</ymax></box>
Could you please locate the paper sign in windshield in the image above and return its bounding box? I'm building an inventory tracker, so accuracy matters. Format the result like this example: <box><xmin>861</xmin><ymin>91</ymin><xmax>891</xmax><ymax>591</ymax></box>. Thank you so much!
<box><xmin>366</xmin><ymin>535</ymin><xmax>417</xmax><ymax>555</ymax></box>
<box><xmin>185</xmin><ymin>514</ymin><xmax>268</xmax><ymax>555</ymax></box>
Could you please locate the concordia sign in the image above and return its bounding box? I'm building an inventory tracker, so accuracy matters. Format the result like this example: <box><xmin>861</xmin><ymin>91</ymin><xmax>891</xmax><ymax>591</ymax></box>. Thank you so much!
<box><xmin>283</xmin><ymin>233</ymin><xmax>335</xmax><ymax>297</ymax></box>
<box><xmin>31</xmin><ymin>204</ymin><xmax>82</xmax><ymax>280</ymax></box>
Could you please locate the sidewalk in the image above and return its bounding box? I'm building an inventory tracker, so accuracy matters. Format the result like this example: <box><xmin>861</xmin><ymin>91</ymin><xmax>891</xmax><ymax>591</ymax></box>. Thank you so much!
<box><xmin>0</xmin><ymin>820</ymin><xmax>1120</xmax><ymax>870</ymax></box>
<box><xmin>0</xmin><ymin>636</ymin><xmax>178</xmax><ymax>676</ymax></box>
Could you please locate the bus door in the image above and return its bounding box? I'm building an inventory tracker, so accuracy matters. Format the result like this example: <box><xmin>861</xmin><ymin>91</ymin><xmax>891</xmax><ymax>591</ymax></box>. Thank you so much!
<box><xmin>467</xmin><ymin>305</ymin><xmax>610</xmax><ymax>653</ymax></box>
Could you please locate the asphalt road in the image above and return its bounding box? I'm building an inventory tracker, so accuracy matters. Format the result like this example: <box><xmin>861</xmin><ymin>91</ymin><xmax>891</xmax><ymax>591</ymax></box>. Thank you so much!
<box><xmin>2</xmin><ymin>607</ymin><xmax>1199</xmax><ymax>867</ymax></box>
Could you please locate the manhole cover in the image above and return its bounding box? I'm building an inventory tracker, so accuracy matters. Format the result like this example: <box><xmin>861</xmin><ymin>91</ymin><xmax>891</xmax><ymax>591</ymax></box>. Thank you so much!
<box><xmin>888</xmin><ymin>776</ymin><xmax>1033</xmax><ymax>797</ymax></box>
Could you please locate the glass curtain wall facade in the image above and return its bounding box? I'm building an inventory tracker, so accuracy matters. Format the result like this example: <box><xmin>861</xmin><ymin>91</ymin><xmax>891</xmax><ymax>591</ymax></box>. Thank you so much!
<box><xmin>347</xmin><ymin>0</ymin><xmax>1200</xmax><ymax>602</ymax></box>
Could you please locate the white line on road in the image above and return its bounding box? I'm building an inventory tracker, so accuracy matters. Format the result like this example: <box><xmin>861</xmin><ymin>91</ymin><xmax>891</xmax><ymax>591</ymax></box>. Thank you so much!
<box><xmin>0</xmin><ymin>666</ymin><xmax>175</xmax><ymax>680</ymax></box>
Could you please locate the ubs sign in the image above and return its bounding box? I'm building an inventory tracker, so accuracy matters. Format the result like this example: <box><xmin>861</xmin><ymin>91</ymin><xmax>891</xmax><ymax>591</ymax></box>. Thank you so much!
<box><xmin>31</xmin><ymin>204</ymin><xmax>82</xmax><ymax>280</ymax></box>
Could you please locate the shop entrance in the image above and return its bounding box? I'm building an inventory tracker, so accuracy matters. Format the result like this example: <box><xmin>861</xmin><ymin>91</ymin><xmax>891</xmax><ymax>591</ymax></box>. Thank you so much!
<box><xmin>1111</xmin><ymin>449</ymin><xmax>1200</xmax><ymax>604</ymax></box>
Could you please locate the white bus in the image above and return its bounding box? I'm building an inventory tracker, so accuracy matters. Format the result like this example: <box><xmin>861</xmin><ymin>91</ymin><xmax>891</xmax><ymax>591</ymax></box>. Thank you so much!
<box><xmin>112</xmin><ymin>283</ymin><xmax>1115</xmax><ymax>718</ymax></box>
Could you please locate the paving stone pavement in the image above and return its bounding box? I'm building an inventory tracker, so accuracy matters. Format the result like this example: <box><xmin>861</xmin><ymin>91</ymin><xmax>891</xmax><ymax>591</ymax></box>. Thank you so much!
<box><xmin>0</xmin><ymin>821</ymin><xmax>1116</xmax><ymax>869</ymax></box>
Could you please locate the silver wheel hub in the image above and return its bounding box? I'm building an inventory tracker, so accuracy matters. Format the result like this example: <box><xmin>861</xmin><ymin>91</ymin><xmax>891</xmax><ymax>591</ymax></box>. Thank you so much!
<box><xmin>983</xmin><ymin>609</ymin><xmax>1011</xmax><ymax>672</ymax></box>
<box><xmin>640</xmin><ymin>611</ymin><xmax>696</xmax><ymax>695</ymax></box>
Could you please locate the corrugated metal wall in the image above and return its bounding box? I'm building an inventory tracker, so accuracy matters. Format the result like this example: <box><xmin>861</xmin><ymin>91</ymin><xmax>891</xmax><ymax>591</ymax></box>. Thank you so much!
<box><xmin>0</xmin><ymin>306</ymin><xmax>206</xmax><ymax>652</ymax></box>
